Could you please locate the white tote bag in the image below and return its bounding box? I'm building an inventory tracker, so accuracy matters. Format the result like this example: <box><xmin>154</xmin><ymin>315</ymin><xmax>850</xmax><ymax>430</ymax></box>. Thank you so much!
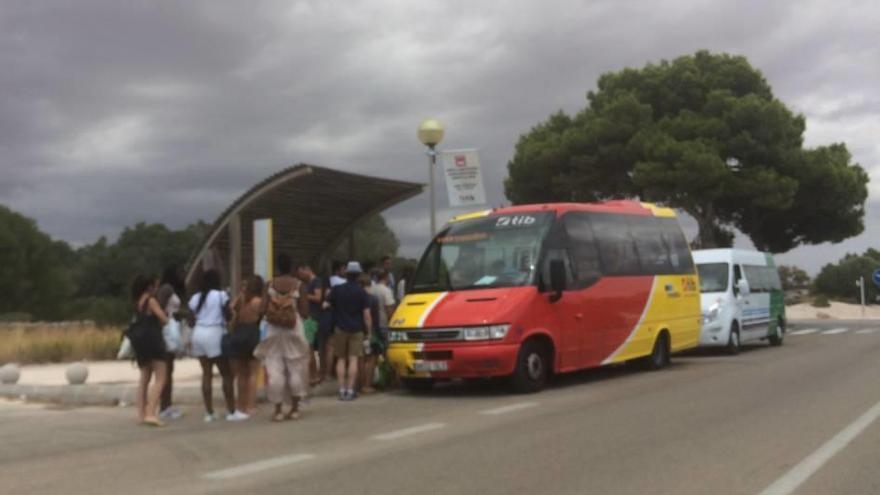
<box><xmin>117</xmin><ymin>336</ymin><xmax>134</xmax><ymax>360</ymax></box>
<box><xmin>162</xmin><ymin>319</ymin><xmax>182</xmax><ymax>354</ymax></box>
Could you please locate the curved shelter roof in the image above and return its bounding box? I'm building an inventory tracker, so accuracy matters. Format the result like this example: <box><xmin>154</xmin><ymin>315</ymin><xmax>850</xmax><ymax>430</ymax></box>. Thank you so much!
<box><xmin>185</xmin><ymin>164</ymin><xmax>423</xmax><ymax>288</ymax></box>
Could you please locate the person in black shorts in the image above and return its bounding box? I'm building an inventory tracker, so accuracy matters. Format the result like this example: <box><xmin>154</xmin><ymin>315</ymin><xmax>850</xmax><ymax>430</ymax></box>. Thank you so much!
<box><xmin>227</xmin><ymin>275</ymin><xmax>264</xmax><ymax>421</ymax></box>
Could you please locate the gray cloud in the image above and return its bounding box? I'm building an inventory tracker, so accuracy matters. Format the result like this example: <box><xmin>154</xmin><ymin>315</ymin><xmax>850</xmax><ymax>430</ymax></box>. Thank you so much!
<box><xmin>1</xmin><ymin>0</ymin><xmax>877</xmax><ymax>273</ymax></box>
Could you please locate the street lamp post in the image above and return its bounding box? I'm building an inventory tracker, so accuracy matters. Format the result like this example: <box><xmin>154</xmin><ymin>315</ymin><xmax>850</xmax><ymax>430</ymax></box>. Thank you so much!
<box><xmin>417</xmin><ymin>119</ymin><xmax>445</xmax><ymax>238</ymax></box>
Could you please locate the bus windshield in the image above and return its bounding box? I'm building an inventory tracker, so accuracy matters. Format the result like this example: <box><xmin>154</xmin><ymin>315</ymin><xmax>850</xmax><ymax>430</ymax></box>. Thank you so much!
<box><xmin>697</xmin><ymin>262</ymin><xmax>729</xmax><ymax>293</ymax></box>
<box><xmin>411</xmin><ymin>212</ymin><xmax>554</xmax><ymax>293</ymax></box>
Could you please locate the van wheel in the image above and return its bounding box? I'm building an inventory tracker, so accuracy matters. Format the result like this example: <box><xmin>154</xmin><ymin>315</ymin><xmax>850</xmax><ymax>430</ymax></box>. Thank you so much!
<box><xmin>726</xmin><ymin>325</ymin><xmax>741</xmax><ymax>355</ymax></box>
<box><xmin>642</xmin><ymin>332</ymin><xmax>670</xmax><ymax>370</ymax></box>
<box><xmin>768</xmin><ymin>320</ymin><xmax>784</xmax><ymax>347</ymax></box>
<box><xmin>510</xmin><ymin>340</ymin><xmax>549</xmax><ymax>393</ymax></box>
<box><xmin>401</xmin><ymin>378</ymin><xmax>434</xmax><ymax>393</ymax></box>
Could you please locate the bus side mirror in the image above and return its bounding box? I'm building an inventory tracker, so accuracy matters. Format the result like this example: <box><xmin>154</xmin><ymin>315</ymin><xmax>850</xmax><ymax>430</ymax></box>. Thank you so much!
<box><xmin>549</xmin><ymin>259</ymin><xmax>567</xmax><ymax>302</ymax></box>
<box><xmin>737</xmin><ymin>279</ymin><xmax>750</xmax><ymax>296</ymax></box>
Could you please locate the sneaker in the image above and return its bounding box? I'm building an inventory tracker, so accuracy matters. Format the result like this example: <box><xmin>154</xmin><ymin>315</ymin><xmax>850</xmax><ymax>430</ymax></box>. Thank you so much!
<box><xmin>338</xmin><ymin>389</ymin><xmax>346</xmax><ymax>401</ymax></box>
<box><xmin>226</xmin><ymin>410</ymin><xmax>250</xmax><ymax>422</ymax></box>
<box><xmin>159</xmin><ymin>407</ymin><xmax>183</xmax><ymax>420</ymax></box>
<box><xmin>203</xmin><ymin>412</ymin><xmax>218</xmax><ymax>423</ymax></box>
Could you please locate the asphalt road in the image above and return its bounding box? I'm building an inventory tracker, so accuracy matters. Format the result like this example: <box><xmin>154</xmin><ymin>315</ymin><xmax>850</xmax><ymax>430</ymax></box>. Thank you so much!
<box><xmin>2</xmin><ymin>319</ymin><xmax>880</xmax><ymax>495</ymax></box>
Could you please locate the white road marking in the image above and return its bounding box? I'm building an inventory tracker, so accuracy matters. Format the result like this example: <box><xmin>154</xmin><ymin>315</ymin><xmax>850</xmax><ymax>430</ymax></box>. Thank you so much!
<box><xmin>480</xmin><ymin>402</ymin><xmax>539</xmax><ymax>416</ymax></box>
<box><xmin>821</xmin><ymin>327</ymin><xmax>849</xmax><ymax>335</ymax></box>
<box><xmin>789</xmin><ymin>328</ymin><xmax>818</xmax><ymax>336</ymax></box>
<box><xmin>371</xmin><ymin>422</ymin><xmax>446</xmax><ymax>441</ymax></box>
<box><xmin>203</xmin><ymin>453</ymin><xmax>315</xmax><ymax>480</ymax></box>
<box><xmin>758</xmin><ymin>399</ymin><xmax>880</xmax><ymax>495</ymax></box>
<box><xmin>855</xmin><ymin>328</ymin><xmax>879</xmax><ymax>335</ymax></box>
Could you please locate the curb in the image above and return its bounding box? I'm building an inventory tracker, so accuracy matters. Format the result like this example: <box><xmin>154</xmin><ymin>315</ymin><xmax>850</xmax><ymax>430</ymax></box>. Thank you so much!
<box><xmin>0</xmin><ymin>381</ymin><xmax>344</xmax><ymax>407</ymax></box>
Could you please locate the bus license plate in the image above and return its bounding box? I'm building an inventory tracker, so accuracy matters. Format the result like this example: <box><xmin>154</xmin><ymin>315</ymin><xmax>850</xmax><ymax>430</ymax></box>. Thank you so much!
<box><xmin>413</xmin><ymin>361</ymin><xmax>448</xmax><ymax>372</ymax></box>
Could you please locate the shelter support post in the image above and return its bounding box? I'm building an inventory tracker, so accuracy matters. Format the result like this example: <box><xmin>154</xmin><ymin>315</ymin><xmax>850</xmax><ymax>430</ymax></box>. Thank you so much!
<box><xmin>228</xmin><ymin>213</ymin><xmax>242</xmax><ymax>292</ymax></box>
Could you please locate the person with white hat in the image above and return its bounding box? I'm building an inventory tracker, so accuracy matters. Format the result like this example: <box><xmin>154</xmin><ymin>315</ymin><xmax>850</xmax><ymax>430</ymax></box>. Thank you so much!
<box><xmin>327</xmin><ymin>261</ymin><xmax>373</xmax><ymax>401</ymax></box>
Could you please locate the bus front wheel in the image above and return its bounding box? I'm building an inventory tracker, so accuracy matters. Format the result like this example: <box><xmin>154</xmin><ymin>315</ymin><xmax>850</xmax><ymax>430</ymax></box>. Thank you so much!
<box><xmin>510</xmin><ymin>340</ymin><xmax>550</xmax><ymax>393</ymax></box>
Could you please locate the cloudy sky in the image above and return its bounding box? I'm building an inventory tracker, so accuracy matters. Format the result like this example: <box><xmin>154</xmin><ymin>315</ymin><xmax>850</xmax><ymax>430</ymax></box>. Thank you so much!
<box><xmin>1</xmin><ymin>0</ymin><xmax>877</xmax><ymax>273</ymax></box>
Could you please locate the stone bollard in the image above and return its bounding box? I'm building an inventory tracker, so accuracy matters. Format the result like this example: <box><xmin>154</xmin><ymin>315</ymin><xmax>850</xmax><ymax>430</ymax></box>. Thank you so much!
<box><xmin>0</xmin><ymin>363</ymin><xmax>21</xmax><ymax>384</ymax></box>
<box><xmin>65</xmin><ymin>362</ymin><xmax>89</xmax><ymax>385</ymax></box>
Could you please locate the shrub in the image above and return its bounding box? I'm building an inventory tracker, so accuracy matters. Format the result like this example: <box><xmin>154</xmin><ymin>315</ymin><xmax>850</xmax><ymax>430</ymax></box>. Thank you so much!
<box><xmin>813</xmin><ymin>251</ymin><xmax>880</xmax><ymax>303</ymax></box>
<box><xmin>812</xmin><ymin>295</ymin><xmax>831</xmax><ymax>308</ymax></box>
<box><xmin>0</xmin><ymin>322</ymin><xmax>121</xmax><ymax>364</ymax></box>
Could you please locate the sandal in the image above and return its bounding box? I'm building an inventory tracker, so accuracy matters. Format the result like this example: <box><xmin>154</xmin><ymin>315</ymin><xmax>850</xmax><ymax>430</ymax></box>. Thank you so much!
<box><xmin>284</xmin><ymin>410</ymin><xmax>300</xmax><ymax>421</ymax></box>
<box><xmin>142</xmin><ymin>417</ymin><xmax>165</xmax><ymax>427</ymax></box>
<box><xmin>271</xmin><ymin>412</ymin><xmax>285</xmax><ymax>422</ymax></box>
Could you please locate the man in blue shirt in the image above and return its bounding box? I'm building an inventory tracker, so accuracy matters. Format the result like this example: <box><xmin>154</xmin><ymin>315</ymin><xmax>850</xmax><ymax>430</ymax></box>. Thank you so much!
<box><xmin>328</xmin><ymin>261</ymin><xmax>373</xmax><ymax>401</ymax></box>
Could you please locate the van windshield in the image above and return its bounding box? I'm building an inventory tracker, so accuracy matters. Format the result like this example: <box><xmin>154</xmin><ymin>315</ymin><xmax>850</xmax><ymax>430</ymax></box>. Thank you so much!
<box><xmin>697</xmin><ymin>263</ymin><xmax>729</xmax><ymax>293</ymax></box>
<box><xmin>411</xmin><ymin>212</ymin><xmax>554</xmax><ymax>293</ymax></box>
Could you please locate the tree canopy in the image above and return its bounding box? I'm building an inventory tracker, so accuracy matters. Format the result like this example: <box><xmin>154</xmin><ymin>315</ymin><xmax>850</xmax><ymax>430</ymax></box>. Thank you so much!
<box><xmin>332</xmin><ymin>214</ymin><xmax>400</xmax><ymax>264</ymax></box>
<box><xmin>505</xmin><ymin>50</ymin><xmax>869</xmax><ymax>252</ymax></box>
<box><xmin>813</xmin><ymin>249</ymin><xmax>880</xmax><ymax>304</ymax></box>
<box><xmin>0</xmin><ymin>202</ymin><xmax>403</xmax><ymax>322</ymax></box>
<box><xmin>0</xmin><ymin>205</ymin><xmax>74</xmax><ymax>320</ymax></box>
<box><xmin>777</xmin><ymin>265</ymin><xmax>810</xmax><ymax>291</ymax></box>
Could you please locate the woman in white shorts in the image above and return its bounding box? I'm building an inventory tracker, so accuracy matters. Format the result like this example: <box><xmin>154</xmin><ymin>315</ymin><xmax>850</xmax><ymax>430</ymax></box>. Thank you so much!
<box><xmin>188</xmin><ymin>269</ymin><xmax>235</xmax><ymax>422</ymax></box>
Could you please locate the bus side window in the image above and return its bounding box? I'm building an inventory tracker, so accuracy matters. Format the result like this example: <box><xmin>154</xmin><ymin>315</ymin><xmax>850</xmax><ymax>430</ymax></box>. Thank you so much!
<box><xmin>586</xmin><ymin>212</ymin><xmax>640</xmax><ymax>276</ymax></box>
<box><xmin>658</xmin><ymin>217</ymin><xmax>694</xmax><ymax>274</ymax></box>
<box><xmin>562</xmin><ymin>213</ymin><xmax>603</xmax><ymax>287</ymax></box>
<box><xmin>767</xmin><ymin>266</ymin><xmax>782</xmax><ymax>291</ymax></box>
<box><xmin>743</xmin><ymin>265</ymin><xmax>767</xmax><ymax>293</ymax></box>
<box><xmin>630</xmin><ymin>216</ymin><xmax>673</xmax><ymax>274</ymax></box>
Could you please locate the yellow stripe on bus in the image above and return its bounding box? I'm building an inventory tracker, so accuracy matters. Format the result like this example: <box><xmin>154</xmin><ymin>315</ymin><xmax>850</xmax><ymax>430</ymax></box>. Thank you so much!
<box><xmin>389</xmin><ymin>292</ymin><xmax>446</xmax><ymax>329</ymax></box>
<box><xmin>451</xmin><ymin>209</ymin><xmax>492</xmax><ymax>222</ymax></box>
<box><xmin>604</xmin><ymin>274</ymin><xmax>701</xmax><ymax>363</ymax></box>
<box><xmin>640</xmin><ymin>202</ymin><xmax>676</xmax><ymax>218</ymax></box>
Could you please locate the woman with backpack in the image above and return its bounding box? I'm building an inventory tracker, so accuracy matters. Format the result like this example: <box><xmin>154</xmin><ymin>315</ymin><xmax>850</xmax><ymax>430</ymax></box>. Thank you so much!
<box><xmin>188</xmin><ymin>269</ymin><xmax>236</xmax><ymax>423</ymax></box>
<box><xmin>227</xmin><ymin>275</ymin><xmax>264</xmax><ymax>419</ymax></box>
<box><xmin>129</xmin><ymin>274</ymin><xmax>169</xmax><ymax>427</ymax></box>
<box><xmin>254</xmin><ymin>254</ymin><xmax>310</xmax><ymax>422</ymax></box>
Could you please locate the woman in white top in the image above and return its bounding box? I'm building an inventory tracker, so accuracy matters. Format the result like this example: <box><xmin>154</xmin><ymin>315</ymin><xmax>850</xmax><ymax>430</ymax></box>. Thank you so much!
<box><xmin>188</xmin><ymin>269</ymin><xmax>235</xmax><ymax>422</ymax></box>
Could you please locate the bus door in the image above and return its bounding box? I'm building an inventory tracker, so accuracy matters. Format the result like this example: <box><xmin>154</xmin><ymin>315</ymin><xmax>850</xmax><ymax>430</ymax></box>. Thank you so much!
<box><xmin>559</xmin><ymin>214</ymin><xmax>606</xmax><ymax>366</ymax></box>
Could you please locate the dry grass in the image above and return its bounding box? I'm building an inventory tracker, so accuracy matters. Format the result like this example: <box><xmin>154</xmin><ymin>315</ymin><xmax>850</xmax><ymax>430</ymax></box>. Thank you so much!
<box><xmin>0</xmin><ymin>321</ymin><xmax>122</xmax><ymax>365</ymax></box>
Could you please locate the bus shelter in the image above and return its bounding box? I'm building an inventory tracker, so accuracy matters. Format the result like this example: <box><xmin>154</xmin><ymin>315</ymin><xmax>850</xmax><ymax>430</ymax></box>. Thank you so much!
<box><xmin>185</xmin><ymin>164</ymin><xmax>423</xmax><ymax>291</ymax></box>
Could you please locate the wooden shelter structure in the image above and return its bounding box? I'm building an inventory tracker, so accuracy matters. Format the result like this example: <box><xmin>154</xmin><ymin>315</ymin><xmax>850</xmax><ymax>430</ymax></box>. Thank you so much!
<box><xmin>184</xmin><ymin>164</ymin><xmax>423</xmax><ymax>290</ymax></box>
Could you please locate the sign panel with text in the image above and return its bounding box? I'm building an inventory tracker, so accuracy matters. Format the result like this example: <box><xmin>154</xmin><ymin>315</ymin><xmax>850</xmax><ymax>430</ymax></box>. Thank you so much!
<box><xmin>440</xmin><ymin>149</ymin><xmax>487</xmax><ymax>208</ymax></box>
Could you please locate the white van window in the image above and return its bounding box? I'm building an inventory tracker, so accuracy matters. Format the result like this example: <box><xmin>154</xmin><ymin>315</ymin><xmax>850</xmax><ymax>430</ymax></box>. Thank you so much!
<box><xmin>697</xmin><ymin>263</ymin><xmax>729</xmax><ymax>293</ymax></box>
<box><xmin>743</xmin><ymin>265</ymin><xmax>769</xmax><ymax>293</ymax></box>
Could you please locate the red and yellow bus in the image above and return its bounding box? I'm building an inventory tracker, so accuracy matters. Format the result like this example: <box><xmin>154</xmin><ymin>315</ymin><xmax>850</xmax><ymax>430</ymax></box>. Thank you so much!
<box><xmin>387</xmin><ymin>201</ymin><xmax>701</xmax><ymax>392</ymax></box>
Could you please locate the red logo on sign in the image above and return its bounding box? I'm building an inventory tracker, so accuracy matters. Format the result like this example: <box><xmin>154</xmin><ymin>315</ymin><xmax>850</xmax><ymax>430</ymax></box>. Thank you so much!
<box><xmin>454</xmin><ymin>155</ymin><xmax>466</xmax><ymax>167</ymax></box>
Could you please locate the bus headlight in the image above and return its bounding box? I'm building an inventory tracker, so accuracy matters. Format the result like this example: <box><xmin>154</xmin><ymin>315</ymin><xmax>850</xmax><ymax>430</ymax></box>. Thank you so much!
<box><xmin>463</xmin><ymin>325</ymin><xmax>510</xmax><ymax>341</ymax></box>
<box><xmin>703</xmin><ymin>302</ymin><xmax>723</xmax><ymax>324</ymax></box>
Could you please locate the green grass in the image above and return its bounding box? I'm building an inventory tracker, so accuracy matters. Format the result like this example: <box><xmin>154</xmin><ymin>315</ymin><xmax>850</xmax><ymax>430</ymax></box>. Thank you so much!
<box><xmin>0</xmin><ymin>322</ymin><xmax>122</xmax><ymax>365</ymax></box>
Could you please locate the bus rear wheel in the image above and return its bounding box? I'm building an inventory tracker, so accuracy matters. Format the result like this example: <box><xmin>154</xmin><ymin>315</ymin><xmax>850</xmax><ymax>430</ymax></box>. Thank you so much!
<box><xmin>768</xmin><ymin>320</ymin><xmax>785</xmax><ymax>347</ymax></box>
<box><xmin>510</xmin><ymin>340</ymin><xmax>549</xmax><ymax>393</ymax></box>
<box><xmin>642</xmin><ymin>332</ymin><xmax>670</xmax><ymax>370</ymax></box>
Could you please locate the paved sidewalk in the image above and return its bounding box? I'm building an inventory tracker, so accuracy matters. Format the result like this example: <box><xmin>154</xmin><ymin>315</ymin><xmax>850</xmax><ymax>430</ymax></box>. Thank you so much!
<box><xmin>0</xmin><ymin>359</ymin><xmax>340</xmax><ymax>406</ymax></box>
